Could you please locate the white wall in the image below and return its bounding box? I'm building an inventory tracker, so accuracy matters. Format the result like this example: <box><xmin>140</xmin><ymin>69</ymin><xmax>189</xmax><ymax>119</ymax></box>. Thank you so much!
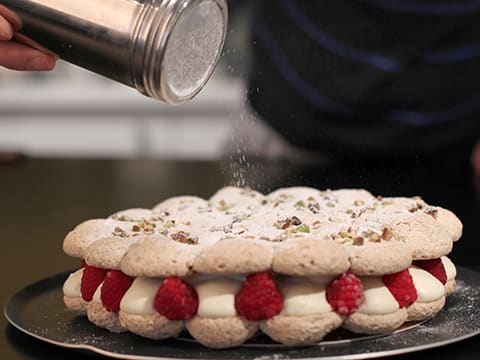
<box><xmin>0</xmin><ymin>61</ymin><xmax>243</xmax><ymax>159</ymax></box>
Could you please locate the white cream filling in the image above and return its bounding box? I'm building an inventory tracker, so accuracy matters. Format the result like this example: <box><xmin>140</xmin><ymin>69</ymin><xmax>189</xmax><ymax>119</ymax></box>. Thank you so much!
<box><xmin>64</xmin><ymin>259</ymin><xmax>454</xmax><ymax>317</ymax></box>
<box><xmin>62</xmin><ymin>268</ymin><xmax>84</xmax><ymax>298</ymax></box>
<box><xmin>358</xmin><ymin>276</ymin><xmax>399</xmax><ymax>315</ymax></box>
<box><xmin>120</xmin><ymin>277</ymin><xmax>164</xmax><ymax>315</ymax></box>
<box><xmin>195</xmin><ymin>278</ymin><xmax>242</xmax><ymax>318</ymax></box>
<box><xmin>441</xmin><ymin>256</ymin><xmax>456</xmax><ymax>281</ymax></box>
<box><xmin>409</xmin><ymin>267</ymin><xmax>445</xmax><ymax>302</ymax></box>
<box><xmin>92</xmin><ymin>281</ymin><xmax>104</xmax><ymax>303</ymax></box>
<box><xmin>279</xmin><ymin>278</ymin><xmax>331</xmax><ymax>315</ymax></box>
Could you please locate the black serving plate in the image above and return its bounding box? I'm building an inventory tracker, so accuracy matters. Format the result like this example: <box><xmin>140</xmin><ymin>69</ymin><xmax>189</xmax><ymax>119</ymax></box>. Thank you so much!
<box><xmin>4</xmin><ymin>267</ymin><xmax>480</xmax><ymax>360</ymax></box>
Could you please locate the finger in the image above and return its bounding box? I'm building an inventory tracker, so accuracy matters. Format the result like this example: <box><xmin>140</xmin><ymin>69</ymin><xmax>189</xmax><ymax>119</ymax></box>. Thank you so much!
<box><xmin>0</xmin><ymin>41</ymin><xmax>56</xmax><ymax>70</ymax></box>
<box><xmin>14</xmin><ymin>32</ymin><xmax>58</xmax><ymax>58</ymax></box>
<box><xmin>0</xmin><ymin>14</ymin><xmax>14</xmax><ymax>40</ymax></box>
<box><xmin>0</xmin><ymin>5</ymin><xmax>22</xmax><ymax>31</ymax></box>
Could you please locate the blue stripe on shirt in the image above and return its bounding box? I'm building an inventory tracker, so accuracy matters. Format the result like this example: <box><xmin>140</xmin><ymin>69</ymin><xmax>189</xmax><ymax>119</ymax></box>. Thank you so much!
<box><xmin>386</xmin><ymin>94</ymin><xmax>480</xmax><ymax>124</ymax></box>
<box><xmin>422</xmin><ymin>42</ymin><xmax>480</xmax><ymax>63</ymax></box>
<box><xmin>279</xmin><ymin>0</ymin><xmax>480</xmax><ymax>69</ymax></box>
<box><xmin>254</xmin><ymin>19</ymin><xmax>480</xmax><ymax>126</ymax></box>
<box><xmin>279</xmin><ymin>0</ymin><xmax>401</xmax><ymax>73</ymax></box>
<box><xmin>360</xmin><ymin>0</ymin><xmax>480</xmax><ymax>15</ymax></box>
<box><xmin>254</xmin><ymin>19</ymin><xmax>353</xmax><ymax>116</ymax></box>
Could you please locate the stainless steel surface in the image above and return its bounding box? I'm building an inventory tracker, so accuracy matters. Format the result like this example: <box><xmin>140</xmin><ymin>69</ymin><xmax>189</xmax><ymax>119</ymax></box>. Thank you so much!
<box><xmin>4</xmin><ymin>267</ymin><xmax>480</xmax><ymax>360</ymax></box>
<box><xmin>0</xmin><ymin>0</ymin><xmax>228</xmax><ymax>104</ymax></box>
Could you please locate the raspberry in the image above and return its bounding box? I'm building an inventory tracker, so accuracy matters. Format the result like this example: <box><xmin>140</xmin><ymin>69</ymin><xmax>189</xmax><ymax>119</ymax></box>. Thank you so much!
<box><xmin>154</xmin><ymin>277</ymin><xmax>198</xmax><ymax>320</ymax></box>
<box><xmin>414</xmin><ymin>258</ymin><xmax>447</xmax><ymax>285</ymax></box>
<box><xmin>235</xmin><ymin>272</ymin><xmax>283</xmax><ymax>321</ymax></box>
<box><xmin>81</xmin><ymin>265</ymin><xmax>108</xmax><ymax>302</ymax></box>
<box><xmin>326</xmin><ymin>273</ymin><xmax>364</xmax><ymax>315</ymax></box>
<box><xmin>101</xmin><ymin>270</ymin><xmax>134</xmax><ymax>312</ymax></box>
<box><xmin>80</xmin><ymin>259</ymin><xmax>87</xmax><ymax>268</ymax></box>
<box><xmin>383</xmin><ymin>269</ymin><xmax>418</xmax><ymax>308</ymax></box>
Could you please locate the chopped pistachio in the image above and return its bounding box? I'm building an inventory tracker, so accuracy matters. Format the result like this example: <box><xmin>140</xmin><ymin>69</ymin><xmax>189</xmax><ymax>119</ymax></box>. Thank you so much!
<box><xmin>425</xmin><ymin>208</ymin><xmax>438</xmax><ymax>219</ymax></box>
<box><xmin>370</xmin><ymin>232</ymin><xmax>381</xmax><ymax>242</ymax></box>
<box><xmin>275</xmin><ymin>216</ymin><xmax>303</xmax><ymax>230</ymax></box>
<box><xmin>382</xmin><ymin>227</ymin><xmax>393</xmax><ymax>240</ymax></box>
<box><xmin>170</xmin><ymin>231</ymin><xmax>198</xmax><ymax>245</ymax></box>
<box><xmin>112</xmin><ymin>214</ymin><xmax>134</xmax><ymax>222</ymax></box>
<box><xmin>335</xmin><ymin>237</ymin><xmax>349</xmax><ymax>244</ymax></box>
<box><xmin>210</xmin><ymin>225</ymin><xmax>224</xmax><ymax>232</ymax></box>
<box><xmin>354</xmin><ymin>200</ymin><xmax>365</xmax><ymax>207</ymax></box>
<box><xmin>143</xmin><ymin>228</ymin><xmax>155</xmax><ymax>235</ymax></box>
<box><xmin>291</xmin><ymin>216</ymin><xmax>302</xmax><ymax>226</ymax></box>
<box><xmin>382</xmin><ymin>200</ymin><xmax>394</xmax><ymax>206</ymax></box>
<box><xmin>216</xmin><ymin>199</ymin><xmax>233</xmax><ymax>211</ymax></box>
<box><xmin>326</xmin><ymin>202</ymin><xmax>335</xmax><ymax>208</ymax></box>
<box><xmin>413</xmin><ymin>202</ymin><xmax>425</xmax><ymax>211</ymax></box>
<box><xmin>261</xmin><ymin>199</ymin><xmax>268</xmax><ymax>205</ymax></box>
<box><xmin>308</xmin><ymin>202</ymin><xmax>320</xmax><ymax>214</ymax></box>
<box><xmin>166</xmin><ymin>220</ymin><xmax>176</xmax><ymax>228</ymax></box>
<box><xmin>285</xmin><ymin>228</ymin><xmax>296</xmax><ymax>235</ymax></box>
<box><xmin>296</xmin><ymin>224</ymin><xmax>310</xmax><ymax>233</ymax></box>
<box><xmin>295</xmin><ymin>200</ymin><xmax>306</xmax><ymax>208</ymax></box>
<box><xmin>353</xmin><ymin>236</ymin><xmax>364</xmax><ymax>246</ymax></box>
<box><xmin>112</xmin><ymin>226</ymin><xmax>127</xmax><ymax>238</ymax></box>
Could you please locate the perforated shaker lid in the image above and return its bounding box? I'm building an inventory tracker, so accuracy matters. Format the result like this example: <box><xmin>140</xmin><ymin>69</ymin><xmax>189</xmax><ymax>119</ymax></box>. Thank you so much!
<box><xmin>160</xmin><ymin>0</ymin><xmax>227</xmax><ymax>104</ymax></box>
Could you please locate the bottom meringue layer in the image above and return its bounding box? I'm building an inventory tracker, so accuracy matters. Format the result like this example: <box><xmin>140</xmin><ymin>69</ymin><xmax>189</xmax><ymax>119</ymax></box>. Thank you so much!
<box><xmin>63</xmin><ymin>256</ymin><xmax>454</xmax><ymax>348</ymax></box>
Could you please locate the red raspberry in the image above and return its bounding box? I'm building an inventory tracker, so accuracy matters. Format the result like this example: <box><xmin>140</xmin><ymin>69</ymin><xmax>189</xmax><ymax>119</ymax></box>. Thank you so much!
<box><xmin>383</xmin><ymin>269</ymin><xmax>418</xmax><ymax>308</ymax></box>
<box><xmin>414</xmin><ymin>258</ymin><xmax>447</xmax><ymax>285</ymax></box>
<box><xmin>80</xmin><ymin>259</ymin><xmax>87</xmax><ymax>268</ymax></box>
<box><xmin>235</xmin><ymin>272</ymin><xmax>283</xmax><ymax>321</ymax></box>
<box><xmin>326</xmin><ymin>273</ymin><xmax>364</xmax><ymax>315</ymax></box>
<box><xmin>154</xmin><ymin>277</ymin><xmax>198</xmax><ymax>320</ymax></box>
<box><xmin>81</xmin><ymin>265</ymin><xmax>108</xmax><ymax>302</ymax></box>
<box><xmin>101</xmin><ymin>270</ymin><xmax>134</xmax><ymax>312</ymax></box>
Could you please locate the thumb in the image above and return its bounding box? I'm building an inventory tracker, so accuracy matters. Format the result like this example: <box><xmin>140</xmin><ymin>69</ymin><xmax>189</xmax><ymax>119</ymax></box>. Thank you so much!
<box><xmin>0</xmin><ymin>14</ymin><xmax>14</xmax><ymax>40</ymax></box>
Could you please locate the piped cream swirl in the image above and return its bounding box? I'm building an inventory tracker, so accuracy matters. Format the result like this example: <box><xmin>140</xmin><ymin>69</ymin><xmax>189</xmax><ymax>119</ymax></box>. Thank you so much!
<box><xmin>63</xmin><ymin>268</ymin><xmax>84</xmax><ymax>298</ymax></box>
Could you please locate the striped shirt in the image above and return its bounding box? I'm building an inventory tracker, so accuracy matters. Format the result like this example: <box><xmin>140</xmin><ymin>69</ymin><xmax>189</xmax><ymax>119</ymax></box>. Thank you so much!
<box><xmin>248</xmin><ymin>0</ymin><xmax>480</xmax><ymax>159</ymax></box>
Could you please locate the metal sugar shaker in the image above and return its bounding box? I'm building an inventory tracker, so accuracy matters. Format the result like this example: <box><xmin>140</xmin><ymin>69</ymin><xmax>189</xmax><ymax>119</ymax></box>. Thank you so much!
<box><xmin>0</xmin><ymin>0</ymin><xmax>228</xmax><ymax>104</ymax></box>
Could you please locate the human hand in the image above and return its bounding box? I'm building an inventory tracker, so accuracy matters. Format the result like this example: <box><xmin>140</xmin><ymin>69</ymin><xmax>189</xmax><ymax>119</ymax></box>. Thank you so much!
<box><xmin>0</xmin><ymin>9</ymin><xmax>56</xmax><ymax>71</ymax></box>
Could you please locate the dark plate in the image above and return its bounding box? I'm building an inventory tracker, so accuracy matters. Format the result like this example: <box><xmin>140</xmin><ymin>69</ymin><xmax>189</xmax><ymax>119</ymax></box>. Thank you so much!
<box><xmin>4</xmin><ymin>267</ymin><xmax>480</xmax><ymax>360</ymax></box>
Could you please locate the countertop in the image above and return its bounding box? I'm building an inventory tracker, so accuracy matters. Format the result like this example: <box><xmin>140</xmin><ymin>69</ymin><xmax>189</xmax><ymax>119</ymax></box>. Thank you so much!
<box><xmin>1</xmin><ymin>157</ymin><xmax>478</xmax><ymax>360</ymax></box>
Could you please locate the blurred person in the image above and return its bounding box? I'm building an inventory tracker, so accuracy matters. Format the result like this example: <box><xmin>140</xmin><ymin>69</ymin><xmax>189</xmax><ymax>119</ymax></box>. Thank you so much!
<box><xmin>240</xmin><ymin>1</ymin><xmax>480</xmax><ymax>174</ymax></box>
<box><xmin>0</xmin><ymin>8</ymin><xmax>56</xmax><ymax>71</ymax></box>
